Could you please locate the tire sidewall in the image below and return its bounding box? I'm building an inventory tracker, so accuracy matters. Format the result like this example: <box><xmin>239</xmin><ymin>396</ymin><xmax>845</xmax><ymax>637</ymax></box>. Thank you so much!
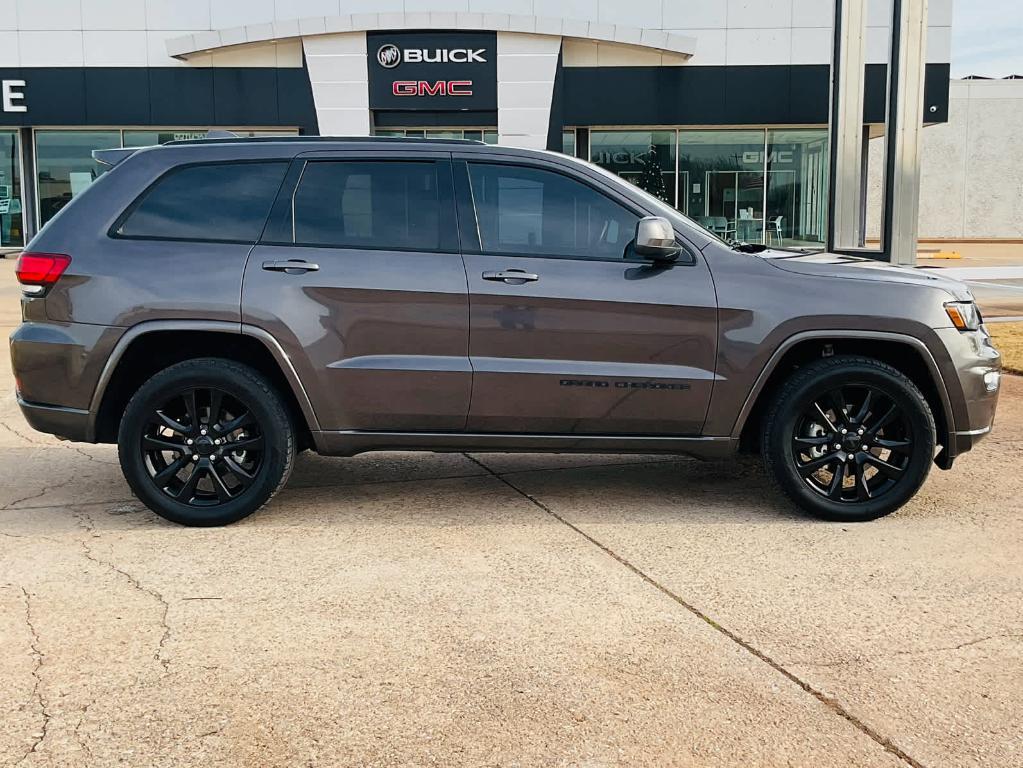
<box><xmin>118</xmin><ymin>361</ymin><xmax>293</xmax><ymax>526</ymax></box>
<box><xmin>767</xmin><ymin>363</ymin><xmax>935</xmax><ymax>522</ymax></box>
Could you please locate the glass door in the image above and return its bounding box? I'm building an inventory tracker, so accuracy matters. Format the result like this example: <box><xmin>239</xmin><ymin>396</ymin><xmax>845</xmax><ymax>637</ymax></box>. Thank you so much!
<box><xmin>680</xmin><ymin>130</ymin><xmax>767</xmax><ymax>243</ymax></box>
<box><xmin>766</xmin><ymin>129</ymin><xmax>829</xmax><ymax>248</ymax></box>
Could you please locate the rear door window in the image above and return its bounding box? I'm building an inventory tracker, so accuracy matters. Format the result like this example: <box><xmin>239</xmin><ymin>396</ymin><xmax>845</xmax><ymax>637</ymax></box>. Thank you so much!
<box><xmin>115</xmin><ymin>161</ymin><xmax>288</xmax><ymax>242</ymax></box>
<box><xmin>290</xmin><ymin>160</ymin><xmax>444</xmax><ymax>251</ymax></box>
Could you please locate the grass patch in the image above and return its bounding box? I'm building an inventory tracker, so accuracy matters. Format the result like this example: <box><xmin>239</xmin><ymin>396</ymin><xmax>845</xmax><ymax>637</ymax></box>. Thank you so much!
<box><xmin>989</xmin><ymin>322</ymin><xmax>1023</xmax><ymax>375</ymax></box>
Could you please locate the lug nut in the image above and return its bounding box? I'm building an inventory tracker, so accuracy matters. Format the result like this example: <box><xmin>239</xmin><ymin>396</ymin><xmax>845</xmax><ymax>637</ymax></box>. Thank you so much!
<box><xmin>186</xmin><ymin>438</ymin><xmax>193</xmax><ymax>445</ymax></box>
<box><xmin>191</xmin><ymin>454</ymin><xmax>200</xmax><ymax>461</ymax></box>
<box><xmin>858</xmin><ymin>427</ymin><xmax>865</xmax><ymax>434</ymax></box>
<box><xmin>841</xmin><ymin>428</ymin><xmax>847</xmax><ymax>434</ymax></box>
<box><xmin>834</xmin><ymin>443</ymin><xmax>842</xmax><ymax>450</ymax></box>
<box><xmin>200</xmin><ymin>428</ymin><xmax>207</xmax><ymax>436</ymax></box>
<box><xmin>861</xmin><ymin>445</ymin><xmax>868</xmax><ymax>451</ymax></box>
<box><xmin>214</xmin><ymin>438</ymin><xmax>221</xmax><ymax>445</ymax></box>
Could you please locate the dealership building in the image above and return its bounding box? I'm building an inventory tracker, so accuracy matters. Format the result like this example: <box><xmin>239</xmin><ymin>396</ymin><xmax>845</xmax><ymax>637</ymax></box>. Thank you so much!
<box><xmin>0</xmin><ymin>0</ymin><xmax>963</xmax><ymax>252</ymax></box>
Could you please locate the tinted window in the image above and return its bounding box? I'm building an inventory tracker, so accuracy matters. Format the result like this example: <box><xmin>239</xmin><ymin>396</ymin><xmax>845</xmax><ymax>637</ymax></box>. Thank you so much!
<box><xmin>293</xmin><ymin>161</ymin><xmax>442</xmax><ymax>251</ymax></box>
<box><xmin>468</xmin><ymin>163</ymin><xmax>639</xmax><ymax>260</ymax></box>
<box><xmin>117</xmin><ymin>162</ymin><xmax>287</xmax><ymax>242</ymax></box>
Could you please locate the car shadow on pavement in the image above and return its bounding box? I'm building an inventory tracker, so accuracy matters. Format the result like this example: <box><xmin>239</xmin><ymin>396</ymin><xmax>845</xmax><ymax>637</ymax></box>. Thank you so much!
<box><xmin>0</xmin><ymin>449</ymin><xmax>824</xmax><ymax>533</ymax></box>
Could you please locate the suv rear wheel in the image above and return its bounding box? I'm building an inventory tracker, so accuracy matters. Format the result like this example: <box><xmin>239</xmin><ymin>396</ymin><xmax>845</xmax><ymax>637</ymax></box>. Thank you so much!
<box><xmin>118</xmin><ymin>358</ymin><xmax>295</xmax><ymax>526</ymax></box>
<box><xmin>762</xmin><ymin>355</ymin><xmax>935</xmax><ymax>522</ymax></box>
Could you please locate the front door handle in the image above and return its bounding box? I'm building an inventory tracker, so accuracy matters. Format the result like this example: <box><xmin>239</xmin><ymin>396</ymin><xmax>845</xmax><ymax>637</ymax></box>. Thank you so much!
<box><xmin>482</xmin><ymin>269</ymin><xmax>539</xmax><ymax>284</ymax></box>
<box><xmin>262</xmin><ymin>259</ymin><xmax>320</xmax><ymax>274</ymax></box>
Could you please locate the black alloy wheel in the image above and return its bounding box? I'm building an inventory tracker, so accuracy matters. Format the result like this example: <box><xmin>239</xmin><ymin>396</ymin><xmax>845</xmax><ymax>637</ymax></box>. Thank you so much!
<box><xmin>118</xmin><ymin>358</ymin><xmax>294</xmax><ymax>526</ymax></box>
<box><xmin>792</xmin><ymin>383</ymin><xmax>914</xmax><ymax>503</ymax></box>
<box><xmin>763</xmin><ymin>356</ymin><xmax>935</xmax><ymax>522</ymax></box>
<box><xmin>142</xmin><ymin>387</ymin><xmax>263</xmax><ymax>506</ymax></box>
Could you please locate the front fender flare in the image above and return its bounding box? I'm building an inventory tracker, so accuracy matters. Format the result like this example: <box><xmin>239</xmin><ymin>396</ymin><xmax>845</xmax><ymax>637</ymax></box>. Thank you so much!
<box><xmin>729</xmin><ymin>329</ymin><xmax>956</xmax><ymax>448</ymax></box>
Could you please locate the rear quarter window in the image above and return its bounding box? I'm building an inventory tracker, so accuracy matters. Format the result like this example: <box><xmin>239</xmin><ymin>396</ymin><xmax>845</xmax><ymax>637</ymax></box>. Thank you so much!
<box><xmin>114</xmin><ymin>161</ymin><xmax>288</xmax><ymax>243</ymax></box>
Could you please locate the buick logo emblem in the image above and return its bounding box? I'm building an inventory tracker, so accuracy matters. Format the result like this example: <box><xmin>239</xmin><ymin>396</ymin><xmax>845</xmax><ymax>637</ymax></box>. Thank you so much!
<box><xmin>377</xmin><ymin>44</ymin><xmax>401</xmax><ymax>69</ymax></box>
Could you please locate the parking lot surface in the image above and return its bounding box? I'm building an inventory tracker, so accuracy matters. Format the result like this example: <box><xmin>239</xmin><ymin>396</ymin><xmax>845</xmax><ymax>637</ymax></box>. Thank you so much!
<box><xmin>2</xmin><ymin>258</ymin><xmax>1022</xmax><ymax>767</ymax></box>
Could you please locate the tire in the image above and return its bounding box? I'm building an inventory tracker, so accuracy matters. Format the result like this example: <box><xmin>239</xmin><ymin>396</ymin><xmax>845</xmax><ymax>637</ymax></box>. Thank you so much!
<box><xmin>762</xmin><ymin>355</ymin><xmax>935</xmax><ymax>522</ymax></box>
<box><xmin>118</xmin><ymin>358</ymin><xmax>295</xmax><ymax>526</ymax></box>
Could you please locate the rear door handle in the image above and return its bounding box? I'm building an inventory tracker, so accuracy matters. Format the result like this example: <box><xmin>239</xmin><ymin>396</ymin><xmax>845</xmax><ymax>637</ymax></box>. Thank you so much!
<box><xmin>482</xmin><ymin>269</ymin><xmax>539</xmax><ymax>283</ymax></box>
<box><xmin>262</xmin><ymin>259</ymin><xmax>320</xmax><ymax>274</ymax></box>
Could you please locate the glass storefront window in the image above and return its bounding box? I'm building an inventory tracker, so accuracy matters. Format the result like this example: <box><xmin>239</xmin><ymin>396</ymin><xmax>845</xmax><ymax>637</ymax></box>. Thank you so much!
<box><xmin>589</xmin><ymin>130</ymin><xmax>676</xmax><ymax>206</ymax></box>
<box><xmin>765</xmin><ymin>129</ymin><xmax>829</xmax><ymax>248</ymax></box>
<box><xmin>562</xmin><ymin>130</ymin><xmax>576</xmax><ymax>157</ymax></box>
<box><xmin>679</xmin><ymin>130</ymin><xmax>766</xmax><ymax>241</ymax></box>
<box><xmin>0</xmin><ymin>131</ymin><xmax>24</xmax><ymax>249</ymax></box>
<box><xmin>373</xmin><ymin>128</ymin><xmax>499</xmax><ymax>144</ymax></box>
<box><xmin>36</xmin><ymin>130</ymin><xmax>120</xmax><ymax>227</ymax></box>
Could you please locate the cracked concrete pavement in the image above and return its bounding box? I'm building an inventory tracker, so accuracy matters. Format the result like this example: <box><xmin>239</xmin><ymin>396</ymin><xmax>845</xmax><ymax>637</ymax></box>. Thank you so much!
<box><xmin>1</xmin><ymin>258</ymin><xmax>1022</xmax><ymax>767</ymax></box>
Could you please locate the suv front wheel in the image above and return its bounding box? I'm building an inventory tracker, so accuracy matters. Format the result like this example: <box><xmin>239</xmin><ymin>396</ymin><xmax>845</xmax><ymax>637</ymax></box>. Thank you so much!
<box><xmin>118</xmin><ymin>358</ymin><xmax>295</xmax><ymax>526</ymax></box>
<box><xmin>762</xmin><ymin>355</ymin><xmax>936</xmax><ymax>522</ymax></box>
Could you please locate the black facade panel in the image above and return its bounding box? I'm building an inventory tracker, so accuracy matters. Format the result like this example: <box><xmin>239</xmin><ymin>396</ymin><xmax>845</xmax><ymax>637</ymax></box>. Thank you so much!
<box><xmin>1</xmin><ymin>66</ymin><xmax>316</xmax><ymax>130</ymax></box>
<box><xmin>2</xmin><ymin>61</ymin><xmax>948</xmax><ymax>133</ymax></box>
<box><xmin>212</xmin><ymin>68</ymin><xmax>279</xmax><ymax>125</ymax></box>
<box><xmin>148</xmin><ymin>68</ymin><xmax>215</xmax><ymax>125</ymax></box>
<box><xmin>723</xmin><ymin>65</ymin><xmax>791</xmax><ymax>124</ymax></box>
<box><xmin>546</xmin><ymin>45</ymin><xmax>564</xmax><ymax>151</ymax></box>
<box><xmin>673</xmin><ymin>67</ymin><xmax>727</xmax><ymax>123</ymax></box>
<box><xmin>277</xmin><ymin>66</ymin><xmax>318</xmax><ymax>134</ymax></box>
<box><xmin>923</xmin><ymin>62</ymin><xmax>951</xmax><ymax>123</ymax></box>
<box><xmin>863</xmin><ymin>64</ymin><xmax>889</xmax><ymax>123</ymax></box>
<box><xmin>85</xmin><ymin>68</ymin><xmax>150</xmax><ymax>124</ymax></box>
<box><xmin>787</xmin><ymin>65</ymin><xmax>830</xmax><ymax>124</ymax></box>
<box><xmin>0</xmin><ymin>67</ymin><xmax>26</xmax><ymax>126</ymax></box>
<box><xmin>563</xmin><ymin>63</ymin><xmax>951</xmax><ymax>126</ymax></box>
<box><xmin>3</xmin><ymin>68</ymin><xmax>87</xmax><ymax>125</ymax></box>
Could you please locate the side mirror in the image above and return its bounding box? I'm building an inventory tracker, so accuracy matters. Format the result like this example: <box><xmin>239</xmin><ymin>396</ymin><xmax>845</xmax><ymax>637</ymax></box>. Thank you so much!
<box><xmin>634</xmin><ymin>217</ymin><xmax>681</xmax><ymax>262</ymax></box>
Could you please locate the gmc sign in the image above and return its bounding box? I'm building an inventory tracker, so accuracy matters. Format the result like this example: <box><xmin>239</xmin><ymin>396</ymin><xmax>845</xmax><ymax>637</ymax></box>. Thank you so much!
<box><xmin>367</xmin><ymin>31</ymin><xmax>497</xmax><ymax>111</ymax></box>
<box><xmin>392</xmin><ymin>80</ymin><xmax>474</xmax><ymax>97</ymax></box>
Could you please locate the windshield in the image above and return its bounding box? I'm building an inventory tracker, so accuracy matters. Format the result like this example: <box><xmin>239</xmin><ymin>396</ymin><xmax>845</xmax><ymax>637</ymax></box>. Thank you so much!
<box><xmin>573</xmin><ymin>155</ymin><xmax>825</xmax><ymax>254</ymax></box>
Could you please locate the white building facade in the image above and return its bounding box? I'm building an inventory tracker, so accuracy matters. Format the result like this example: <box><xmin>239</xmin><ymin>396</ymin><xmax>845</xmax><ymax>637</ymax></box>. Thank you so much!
<box><xmin>867</xmin><ymin>77</ymin><xmax>1023</xmax><ymax>241</ymax></box>
<box><xmin>0</xmin><ymin>0</ymin><xmax>957</xmax><ymax>251</ymax></box>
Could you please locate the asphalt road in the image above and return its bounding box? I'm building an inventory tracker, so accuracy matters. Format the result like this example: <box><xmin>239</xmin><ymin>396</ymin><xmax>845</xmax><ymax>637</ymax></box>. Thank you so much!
<box><xmin>2</xmin><ymin>258</ymin><xmax>1021</xmax><ymax>767</ymax></box>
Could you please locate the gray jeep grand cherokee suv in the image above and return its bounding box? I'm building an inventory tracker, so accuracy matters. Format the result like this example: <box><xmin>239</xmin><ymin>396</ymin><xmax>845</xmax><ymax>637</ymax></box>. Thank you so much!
<box><xmin>10</xmin><ymin>137</ymin><xmax>1001</xmax><ymax>526</ymax></box>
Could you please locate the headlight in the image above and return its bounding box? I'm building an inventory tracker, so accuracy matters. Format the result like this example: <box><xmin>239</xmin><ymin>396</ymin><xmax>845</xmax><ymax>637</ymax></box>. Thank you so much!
<box><xmin>945</xmin><ymin>301</ymin><xmax>982</xmax><ymax>331</ymax></box>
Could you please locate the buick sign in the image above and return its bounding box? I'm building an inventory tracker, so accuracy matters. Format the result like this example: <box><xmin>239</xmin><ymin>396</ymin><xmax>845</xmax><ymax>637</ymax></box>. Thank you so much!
<box><xmin>376</xmin><ymin>42</ymin><xmax>487</xmax><ymax>68</ymax></box>
<box><xmin>367</xmin><ymin>31</ymin><xmax>497</xmax><ymax>111</ymax></box>
<box><xmin>377</xmin><ymin>44</ymin><xmax>401</xmax><ymax>69</ymax></box>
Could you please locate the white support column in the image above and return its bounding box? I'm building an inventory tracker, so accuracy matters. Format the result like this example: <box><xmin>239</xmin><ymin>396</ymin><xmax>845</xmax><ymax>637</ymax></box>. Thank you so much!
<box><xmin>886</xmin><ymin>0</ymin><xmax>929</xmax><ymax>266</ymax></box>
<box><xmin>496</xmin><ymin>33</ymin><xmax>562</xmax><ymax>150</ymax></box>
<box><xmin>303</xmin><ymin>32</ymin><xmax>371</xmax><ymax>137</ymax></box>
<box><xmin>829</xmin><ymin>0</ymin><xmax>867</xmax><ymax>251</ymax></box>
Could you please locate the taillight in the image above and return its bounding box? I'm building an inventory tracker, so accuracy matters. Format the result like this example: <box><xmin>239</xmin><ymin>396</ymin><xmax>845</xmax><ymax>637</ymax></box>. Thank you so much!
<box><xmin>15</xmin><ymin>252</ymin><xmax>71</xmax><ymax>295</ymax></box>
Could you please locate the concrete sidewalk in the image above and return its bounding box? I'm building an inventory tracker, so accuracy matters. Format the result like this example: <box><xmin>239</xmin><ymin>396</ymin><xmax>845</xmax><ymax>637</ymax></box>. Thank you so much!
<box><xmin>913</xmin><ymin>245</ymin><xmax>1023</xmax><ymax>318</ymax></box>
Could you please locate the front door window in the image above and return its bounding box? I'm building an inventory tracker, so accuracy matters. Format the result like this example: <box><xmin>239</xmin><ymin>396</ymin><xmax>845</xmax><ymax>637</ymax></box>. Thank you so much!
<box><xmin>467</xmin><ymin>162</ymin><xmax>639</xmax><ymax>261</ymax></box>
